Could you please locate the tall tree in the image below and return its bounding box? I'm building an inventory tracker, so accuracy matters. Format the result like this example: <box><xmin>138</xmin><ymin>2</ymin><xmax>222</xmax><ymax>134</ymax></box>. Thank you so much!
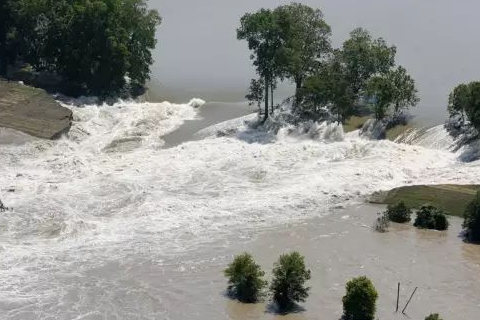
<box><xmin>367</xmin><ymin>66</ymin><xmax>419</xmax><ymax>120</ymax></box>
<box><xmin>274</xmin><ymin>3</ymin><xmax>331</xmax><ymax>107</ymax></box>
<box><xmin>341</xmin><ymin>28</ymin><xmax>396</xmax><ymax>97</ymax></box>
<box><xmin>237</xmin><ymin>9</ymin><xmax>282</xmax><ymax>122</ymax></box>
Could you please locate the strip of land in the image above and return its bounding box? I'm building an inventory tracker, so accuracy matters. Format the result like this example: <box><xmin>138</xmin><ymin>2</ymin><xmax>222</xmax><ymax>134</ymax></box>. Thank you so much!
<box><xmin>0</xmin><ymin>80</ymin><xmax>72</xmax><ymax>139</ymax></box>
<box><xmin>370</xmin><ymin>184</ymin><xmax>480</xmax><ymax>217</ymax></box>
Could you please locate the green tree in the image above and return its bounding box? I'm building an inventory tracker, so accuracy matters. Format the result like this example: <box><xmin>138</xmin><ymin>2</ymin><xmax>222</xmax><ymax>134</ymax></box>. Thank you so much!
<box><xmin>341</xmin><ymin>28</ymin><xmax>396</xmax><ymax>97</ymax></box>
<box><xmin>301</xmin><ymin>51</ymin><xmax>355</xmax><ymax>122</ymax></box>
<box><xmin>4</xmin><ymin>0</ymin><xmax>161</xmax><ymax>96</ymax></box>
<box><xmin>463</xmin><ymin>191</ymin><xmax>480</xmax><ymax>242</ymax></box>
<box><xmin>425</xmin><ymin>314</ymin><xmax>443</xmax><ymax>320</ymax></box>
<box><xmin>342</xmin><ymin>276</ymin><xmax>378</xmax><ymax>320</ymax></box>
<box><xmin>414</xmin><ymin>205</ymin><xmax>449</xmax><ymax>231</ymax></box>
<box><xmin>270</xmin><ymin>252</ymin><xmax>311</xmax><ymax>310</ymax></box>
<box><xmin>224</xmin><ymin>253</ymin><xmax>267</xmax><ymax>303</ymax></box>
<box><xmin>274</xmin><ymin>3</ymin><xmax>331</xmax><ymax>106</ymax></box>
<box><xmin>367</xmin><ymin>66</ymin><xmax>419</xmax><ymax>120</ymax></box>
<box><xmin>237</xmin><ymin>9</ymin><xmax>282</xmax><ymax>122</ymax></box>
<box><xmin>448</xmin><ymin>82</ymin><xmax>480</xmax><ymax>133</ymax></box>
<box><xmin>246</xmin><ymin>78</ymin><xmax>265</xmax><ymax>112</ymax></box>
<box><xmin>300</xmin><ymin>28</ymin><xmax>401</xmax><ymax>122</ymax></box>
<box><xmin>385</xmin><ymin>201</ymin><xmax>412</xmax><ymax>223</ymax></box>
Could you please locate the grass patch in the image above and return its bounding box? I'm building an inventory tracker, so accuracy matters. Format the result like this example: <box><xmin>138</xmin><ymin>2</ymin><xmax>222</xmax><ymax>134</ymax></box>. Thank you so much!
<box><xmin>370</xmin><ymin>185</ymin><xmax>480</xmax><ymax>217</ymax></box>
<box><xmin>386</xmin><ymin>124</ymin><xmax>412</xmax><ymax>141</ymax></box>
<box><xmin>343</xmin><ymin>116</ymin><xmax>411</xmax><ymax>141</ymax></box>
<box><xmin>343</xmin><ymin>116</ymin><xmax>371</xmax><ymax>133</ymax></box>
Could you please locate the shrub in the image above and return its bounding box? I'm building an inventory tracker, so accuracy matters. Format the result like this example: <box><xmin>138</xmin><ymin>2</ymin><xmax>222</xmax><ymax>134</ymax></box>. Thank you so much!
<box><xmin>414</xmin><ymin>205</ymin><xmax>449</xmax><ymax>231</ymax></box>
<box><xmin>463</xmin><ymin>191</ymin><xmax>480</xmax><ymax>242</ymax></box>
<box><xmin>425</xmin><ymin>313</ymin><xmax>443</xmax><ymax>320</ymax></box>
<box><xmin>224</xmin><ymin>253</ymin><xmax>267</xmax><ymax>303</ymax></box>
<box><xmin>385</xmin><ymin>201</ymin><xmax>412</xmax><ymax>223</ymax></box>
<box><xmin>374</xmin><ymin>212</ymin><xmax>390</xmax><ymax>232</ymax></box>
<box><xmin>342</xmin><ymin>276</ymin><xmax>378</xmax><ymax>320</ymax></box>
<box><xmin>270</xmin><ymin>252</ymin><xmax>311</xmax><ymax>310</ymax></box>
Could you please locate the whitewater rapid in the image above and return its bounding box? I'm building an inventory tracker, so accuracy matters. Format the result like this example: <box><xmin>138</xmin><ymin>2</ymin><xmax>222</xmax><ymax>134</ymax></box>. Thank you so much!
<box><xmin>0</xmin><ymin>99</ymin><xmax>479</xmax><ymax>317</ymax></box>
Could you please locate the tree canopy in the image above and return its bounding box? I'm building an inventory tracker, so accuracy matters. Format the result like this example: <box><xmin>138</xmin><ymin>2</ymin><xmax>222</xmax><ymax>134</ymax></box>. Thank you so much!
<box><xmin>274</xmin><ymin>3</ymin><xmax>331</xmax><ymax>105</ymax></box>
<box><xmin>0</xmin><ymin>0</ymin><xmax>161</xmax><ymax>97</ymax></box>
<box><xmin>238</xmin><ymin>2</ymin><xmax>331</xmax><ymax>121</ymax></box>
<box><xmin>301</xmin><ymin>28</ymin><xmax>418</xmax><ymax>122</ymax></box>
<box><xmin>448</xmin><ymin>81</ymin><xmax>480</xmax><ymax>133</ymax></box>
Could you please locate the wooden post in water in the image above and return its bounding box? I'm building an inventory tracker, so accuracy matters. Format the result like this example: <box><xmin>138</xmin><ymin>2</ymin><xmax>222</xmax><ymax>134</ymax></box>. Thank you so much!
<box><xmin>402</xmin><ymin>287</ymin><xmax>418</xmax><ymax>314</ymax></box>
<box><xmin>396</xmin><ymin>282</ymin><xmax>400</xmax><ymax>312</ymax></box>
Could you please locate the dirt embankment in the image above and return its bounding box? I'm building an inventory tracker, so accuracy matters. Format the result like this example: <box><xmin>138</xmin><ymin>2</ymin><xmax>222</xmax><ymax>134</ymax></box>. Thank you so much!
<box><xmin>0</xmin><ymin>80</ymin><xmax>72</xmax><ymax>139</ymax></box>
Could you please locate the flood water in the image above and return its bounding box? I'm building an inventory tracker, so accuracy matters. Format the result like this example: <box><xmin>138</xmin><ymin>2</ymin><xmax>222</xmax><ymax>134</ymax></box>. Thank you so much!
<box><xmin>1</xmin><ymin>95</ymin><xmax>480</xmax><ymax>319</ymax></box>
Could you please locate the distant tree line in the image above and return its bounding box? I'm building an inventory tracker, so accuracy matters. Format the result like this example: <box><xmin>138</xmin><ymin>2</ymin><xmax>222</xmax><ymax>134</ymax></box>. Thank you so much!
<box><xmin>237</xmin><ymin>2</ymin><xmax>419</xmax><ymax>123</ymax></box>
<box><xmin>0</xmin><ymin>0</ymin><xmax>161</xmax><ymax>97</ymax></box>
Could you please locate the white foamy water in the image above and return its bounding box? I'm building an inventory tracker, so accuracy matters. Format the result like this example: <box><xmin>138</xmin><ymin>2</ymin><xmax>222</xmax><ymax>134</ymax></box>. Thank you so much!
<box><xmin>0</xmin><ymin>100</ymin><xmax>479</xmax><ymax>318</ymax></box>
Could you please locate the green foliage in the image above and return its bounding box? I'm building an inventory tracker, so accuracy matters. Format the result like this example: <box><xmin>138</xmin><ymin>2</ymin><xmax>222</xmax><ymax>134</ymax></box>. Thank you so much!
<box><xmin>237</xmin><ymin>8</ymin><xmax>282</xmax><ymax>121</ymax></box>
<box><xmin>302</xmin><ymin>50</ymin><xmax>355</xmax><ymax>122</ymax></box>
<box><xmin>341</xmin><ymin>28</ymin><xmax>396</xmax><ymax>96</ymax></box>
<box><xmin>463</xmin><ymin>191</ymin><xmax>480</xmax><ymax>242</ymax></box>
<box><xmin>385</xmin><ymin>201</ymin><xmax>412</xmax><ymax>223</ymax></box>
<box><xmin>273</xmin><ymin>3</ymin><xmax>331</xmax><ymax>105</ymax></box>
<box><xmin>238</xmin><ymin>3</ymin><xmax>332</xmax><ymax>119</ymax></box>
<box><xmin>414</xmin><ymin>205</ymin><xmax>450</xmax><ymax>231</ymax></box>
<box><xmin>1</xmin><ymin>0</ymin><xmax>161</xmax><ymax>96</ymax></box>
<box><xmin>301</xmin><ymin>28</ymin><xmax>417</xmax><ymax>122</ymax></box>
<box><xmin>270</xmin><ymin>252</ymin><xmax>311</xmax><ymax>310</ymax></box>
<box><xmin>246</xmin><ymin>78</ymin><xmax>265</xmax><ymax>110</ymax></box>
<box><xmin>425</xmin><ymin>313</ymin><xmax>443</xmax><ymax>320</ymax></box>
<box><xmin>367</xmin><ymin>66</ymin><xmax>419</xmax><ymax>120</ymax></box>
<box><xmin>224</xmin><ymin>253</ymin><xmax>267</xmax><ymax>303</ymax></box>
<box><xmin>448</xmin><ymin>81</ymin><xmax>480</xmax><ymax>133</ymax></box>
<box><xmin>342</xmin><ymin>276</ymin><xmax>378</xmax><ymax>320</ymax></box>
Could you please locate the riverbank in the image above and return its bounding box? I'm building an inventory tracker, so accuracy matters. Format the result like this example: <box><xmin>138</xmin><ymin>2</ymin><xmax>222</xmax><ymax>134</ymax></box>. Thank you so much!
<box><xmin>370</xmin><ymin>185</ymin><xmax>480</xmax><ymax>217</ymax></box>
<box><xmin>0</xmin><ymin>80</ymin><xmax>72</xmax><ymax>139</ymax></box>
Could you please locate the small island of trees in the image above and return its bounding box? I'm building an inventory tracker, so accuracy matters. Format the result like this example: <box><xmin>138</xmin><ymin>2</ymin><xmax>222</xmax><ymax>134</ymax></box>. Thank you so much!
<box><xmin>237</xmin><ymin>2</ymin><xmax>419</xmax><ymax>126</ymax></box>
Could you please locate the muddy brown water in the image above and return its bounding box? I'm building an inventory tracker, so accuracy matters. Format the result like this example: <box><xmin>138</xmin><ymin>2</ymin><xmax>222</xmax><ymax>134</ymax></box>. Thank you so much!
<box><xmin>136</xmin><ymin>204</ymin><xmax>480</xmax><ymax>320</ymax></box>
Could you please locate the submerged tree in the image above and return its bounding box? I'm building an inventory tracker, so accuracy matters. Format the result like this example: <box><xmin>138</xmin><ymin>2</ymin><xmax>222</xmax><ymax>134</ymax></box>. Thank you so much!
<box><xmin>463</xmin><ymin>191</ymin><xmax>480</xmax><ymax>242</ymax></box>
<box><xmin>342</xmin><ymin>276</ymin><xmax>378</xmax><ymax>320</ymax></box>
<box><xmin>270</xmin><ymin>252</ymin><xmax>311</xmax><ymax>310</ymax></box>
<box><xmin>224</xmin><ymin>253</ymin><xmax>267</xmax><ymax>303</ymax></box>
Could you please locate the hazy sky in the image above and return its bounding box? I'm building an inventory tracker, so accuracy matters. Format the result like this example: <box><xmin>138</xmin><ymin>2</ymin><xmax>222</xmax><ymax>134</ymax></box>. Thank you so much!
<box><xmin>148</xmin><ymin>0</ymin><xmax>480</xmax><ymax>122</ymax></box>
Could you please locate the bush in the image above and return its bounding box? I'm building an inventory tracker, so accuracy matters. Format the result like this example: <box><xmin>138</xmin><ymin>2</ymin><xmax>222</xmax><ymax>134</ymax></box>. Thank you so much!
<box><xmin>385</xmin><ymin>201</ymin><xmax>412</xmax><ymax>223</ymax></box>
<box><xmin>342</xmin><ymin>276</ymin><xmax>378</xmax><ymax>320</ymax></box>
<box><xmin>374</xmin><ymin>212</ymin><xmax>390</xmax><ymax>232</ymax></box>
<box><xmin>463</xmin><ymin>191</ymin><xmax>480</xmax><ymax>242</ymax></box>
<box><xmin>425</xmin><ymin>314</ymin><xmax>443</xmax><ymax>320</ymax></box>
<box><xmin>224</xmin><ymin>253</ymin><xmax>267</xmax><ymax>303</ymax></box>
<box><xmin>270</xmin><ymin>252</ymin><xmax>311</xmax><ymax>310</ymax></box>
<box><xmin>414</xmin><ymin>205</ymin><xmax>449</xmax><ymax>231</ymax></box>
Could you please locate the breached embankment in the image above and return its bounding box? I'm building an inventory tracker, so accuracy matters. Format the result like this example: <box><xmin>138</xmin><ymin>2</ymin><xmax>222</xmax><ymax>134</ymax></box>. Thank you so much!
<box><xmin>0</xmin><ymin>80</ymin><xmax>72</xmax><ymax>139</ymax></box>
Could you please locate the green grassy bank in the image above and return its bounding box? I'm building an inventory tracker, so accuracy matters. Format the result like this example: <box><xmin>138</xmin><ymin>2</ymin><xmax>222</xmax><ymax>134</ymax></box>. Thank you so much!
<box><xmin>370</xmin><ymin>184</ymin><xmax>480</xmax><ymax>217</ymax></box>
